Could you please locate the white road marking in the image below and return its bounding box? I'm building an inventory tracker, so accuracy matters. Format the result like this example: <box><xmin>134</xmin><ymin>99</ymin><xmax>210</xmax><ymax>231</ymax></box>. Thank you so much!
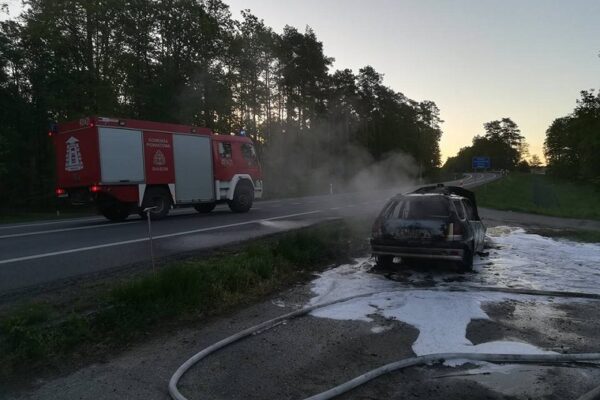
<box><xmin>0</xmin><ymin>216</ymin><xmax>105</xmax><ymax>230</ymax></box>
<box><xmin>0</xmin><ymin>207</ymin><xmax>196</xmax><ymax>231</ymax></box>
<box><xmin>0</xmin><ymin>210</ymin><xmax>322</xmax><ymax>265</ymax></box>
<box><xmin>0</xmin><ymin>221</ymin><xmax>140</xmax><ymax>240</ymax></box>
<box><xmin>0</xmin><ymin>207</ymin><xmax>260</xmax><ymax>237</ymax></box>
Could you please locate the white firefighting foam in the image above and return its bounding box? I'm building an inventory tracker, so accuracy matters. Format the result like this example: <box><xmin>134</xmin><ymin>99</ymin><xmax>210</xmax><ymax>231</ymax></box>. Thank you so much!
<box><xmin>308</xmin><ymin>227</ymin><xmax>600</xmax><ymax>362</ymax></box>
<box><xmin>475</xmin><ymin>226</ymin><xmax>600</xmax><ymax>294</ymax></box>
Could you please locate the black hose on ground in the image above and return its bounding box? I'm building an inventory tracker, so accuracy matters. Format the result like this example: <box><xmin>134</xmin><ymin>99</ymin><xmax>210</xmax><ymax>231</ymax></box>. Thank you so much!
<box><xmin>303</xmin><ymin>353</ymin><xmax>600</xmax><ymax>400</ymax></box>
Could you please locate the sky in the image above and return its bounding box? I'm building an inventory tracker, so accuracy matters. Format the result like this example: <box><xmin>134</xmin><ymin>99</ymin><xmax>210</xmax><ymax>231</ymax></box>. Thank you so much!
<box><xmin>3</xmin><ymin>1</ymin><xmax>599</xmax><ymax>163</ymax></box>
<box><xmin>225</xmin><ymin>0</ymin><xmax>600</xmax><ymax>163</ymax></box>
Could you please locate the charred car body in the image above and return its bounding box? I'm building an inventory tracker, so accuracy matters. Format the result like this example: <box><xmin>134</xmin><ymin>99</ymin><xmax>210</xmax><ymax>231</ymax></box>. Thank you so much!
<box><xmin>370</xmin><ymin>185</ymin><xmax>485</xmax><ymax>270</ymax></box>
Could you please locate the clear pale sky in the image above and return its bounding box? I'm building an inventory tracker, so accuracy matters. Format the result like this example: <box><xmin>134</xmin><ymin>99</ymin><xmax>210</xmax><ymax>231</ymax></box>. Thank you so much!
<box><xmin>3</xmin><ymin>1</ymin><xmax>599</xmax><ymax>163</ymax></box>
<box><xmin>226</xmin><ymin>0</ymin><xmax>600</xmax><ymax>163</ymax></box>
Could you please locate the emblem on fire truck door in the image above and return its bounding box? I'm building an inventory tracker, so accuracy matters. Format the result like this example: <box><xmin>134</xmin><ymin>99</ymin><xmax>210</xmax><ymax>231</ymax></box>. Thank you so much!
<box><xmin>153</xmin><ymin>150</ymin><xmax>166</xmax><ymax>166</ymax></box>
<box><xmin>65</xmin><ymin>136</ymin><xmax>84</xmax><ymax>172</ymax></box>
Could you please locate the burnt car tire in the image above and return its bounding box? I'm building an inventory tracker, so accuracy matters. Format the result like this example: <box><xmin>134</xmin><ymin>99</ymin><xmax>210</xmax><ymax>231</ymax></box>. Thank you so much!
<box><xmin>228</xmin><ymin>181</ymin><xmax>254</xmax><ymax>213</ymax></box>
<box><xmin>140</xmin><ymin>188</ymin><xmax>171</xmax><ymax>220</ymax></box>
<box><xmin>462</xmin><ymin>246</ymin><xmax>474</xmax><ymax>271</ymax></box>
<box><xmin>375</xmin><ymin>255</ymin><xmax>394</xmax><ymax>268</ymax></box>
<box><xmin>194</xmin><ymin>202</ymin><xmax>216</xmax><ymax>213</ymax></box>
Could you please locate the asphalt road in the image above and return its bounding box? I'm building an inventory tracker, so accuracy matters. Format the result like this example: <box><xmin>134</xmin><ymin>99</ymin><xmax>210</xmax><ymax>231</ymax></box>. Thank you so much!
<box><xmin>0</xmin><ymin>173</ymin><xmax>498</xmax><ymax>295</ymax></box>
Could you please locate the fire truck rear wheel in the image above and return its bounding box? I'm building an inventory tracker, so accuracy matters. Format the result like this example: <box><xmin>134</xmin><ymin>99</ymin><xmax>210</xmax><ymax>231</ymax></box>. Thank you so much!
<box><xmin>228</xmin><ymin>181</ymin><xmax>254</xmax><ymax>213</ymax></box>
<box><xmin>140</xmin><ymin>187</ymin><xmax>171</xmax><ymax>220</ymax></box>
<box><xmin>194</xmin><ymin>203</ymin><xmax>216</xmax><ymax>213</ymax></box>
<box><xmin>99</xmin><ymin>202</ymin><xmax>130</xmax><ymax>222</ymax></box>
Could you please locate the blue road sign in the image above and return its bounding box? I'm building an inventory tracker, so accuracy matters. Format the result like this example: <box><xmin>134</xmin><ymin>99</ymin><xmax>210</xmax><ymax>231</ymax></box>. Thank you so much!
<box><xmin>472</xmin><ymin>156</ymin><xmax>491</xmax><ymax>169</ymax></box>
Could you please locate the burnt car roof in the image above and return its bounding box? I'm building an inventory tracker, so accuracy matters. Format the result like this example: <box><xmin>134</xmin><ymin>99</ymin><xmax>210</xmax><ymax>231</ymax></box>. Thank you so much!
<box><xmin>391</xmin><ymin>184</ymin><xmax>480</xmax><ymax>218</ymax></box>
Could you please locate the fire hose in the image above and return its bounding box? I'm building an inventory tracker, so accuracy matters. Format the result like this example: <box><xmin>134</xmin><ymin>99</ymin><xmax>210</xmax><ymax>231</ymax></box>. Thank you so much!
<box><xmin>169</xmin><ymin>286</ymin><xmax>600</xmax><ymax>400</ymax></box>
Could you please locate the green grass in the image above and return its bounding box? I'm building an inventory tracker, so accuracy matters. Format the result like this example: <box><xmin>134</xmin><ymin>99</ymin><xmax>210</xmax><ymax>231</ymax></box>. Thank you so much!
<box><xmin>528</xmin><ymin>229</ymin><xmax>600</xmax><ymax>243</ymax></box>
<box><xmin>474</xmin><ymin>173</ymin><xmax>600</xmax><ymax>220</ymax></box>
<box><xmin>0</xmin><ymin>220</ymin><xmax>367</xmax><ymax>377</ymax></box>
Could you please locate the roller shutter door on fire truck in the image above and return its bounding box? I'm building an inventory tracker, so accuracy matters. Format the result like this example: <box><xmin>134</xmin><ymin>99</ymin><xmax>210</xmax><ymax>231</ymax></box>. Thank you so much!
<box><xmin>98</xmin><ymin>127</ymin><xmax>144</xmax><ymax>183</ymax></box>
<box><xmin>173</xmin><ymin>134</ymin><xmax>214</xmax><ymax>203</ymax></box>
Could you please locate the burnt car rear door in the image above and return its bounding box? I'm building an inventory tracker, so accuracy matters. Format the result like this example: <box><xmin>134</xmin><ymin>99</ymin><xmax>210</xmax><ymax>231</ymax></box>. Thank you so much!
<box><xmin>380</xmin><ymin>197</ymin><xmax>450</xmax><ymax>242</ymax></box>
<box><xmin>463</xmin><ymin>199</ymin><xmax>485</xmax><ymax>251</ymax></box>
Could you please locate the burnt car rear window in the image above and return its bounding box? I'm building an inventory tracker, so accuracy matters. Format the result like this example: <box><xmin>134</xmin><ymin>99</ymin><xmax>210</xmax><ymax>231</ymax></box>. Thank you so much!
<box><xmin>387</xmin><ymin>196</ymin><xmax>450</xmax><ymax>219</ymax></box>
<box><xmin>453</xmin><ymin>200</ymin><xmax>466</xmax><ymax>219</ymax></box>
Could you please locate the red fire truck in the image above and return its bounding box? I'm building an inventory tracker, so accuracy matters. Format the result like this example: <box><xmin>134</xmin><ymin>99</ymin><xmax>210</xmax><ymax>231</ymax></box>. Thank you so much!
<box><xmin>52</xmin><ymin>117</ymin><xmax>263</xmax><ymax>221</ymax></box>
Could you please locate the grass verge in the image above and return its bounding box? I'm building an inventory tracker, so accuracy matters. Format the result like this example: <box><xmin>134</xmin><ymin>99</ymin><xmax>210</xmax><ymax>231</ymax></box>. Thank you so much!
<box><xmin>474</xmin><ymin>173</ymin><xmax>600</xmax><ymax>220</ymax></box>
<box><xmin>0</xmin><ymin>219</ymin><xmax>369</xmax><ymax>380</ymax></box>
<box><xmin>528</xmin><ymin>228</ymin><xmax>600</xmax><ymax>243</ymax></box>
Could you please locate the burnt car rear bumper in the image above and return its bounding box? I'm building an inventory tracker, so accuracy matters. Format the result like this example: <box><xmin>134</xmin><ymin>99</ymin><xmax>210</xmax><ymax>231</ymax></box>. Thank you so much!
<box><xmin>371</xmin><ymin>243</ymin><xmax>464</xmax><ymax>261</ymax></box>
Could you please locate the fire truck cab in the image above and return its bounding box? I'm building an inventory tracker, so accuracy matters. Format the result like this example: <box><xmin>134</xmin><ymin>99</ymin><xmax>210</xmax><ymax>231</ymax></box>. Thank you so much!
<box><xmin>53</xmin><ymin>117</ymin><xmax>263</xmax><ymax>221</ymax></box>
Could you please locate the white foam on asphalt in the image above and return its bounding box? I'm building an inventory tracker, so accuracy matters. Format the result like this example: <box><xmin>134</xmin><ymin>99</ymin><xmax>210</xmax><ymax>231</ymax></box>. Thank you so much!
<box><xmin>308</xmin><ymin>228</ymin><xmax>600</xmax><ymax>363</ymax></box>
<box><xmin>476</xmin><ymin>226</ymin><xmax>600</xmax><ymax>294</ymax></box>
<box><xmin>309</xmin><ymin>261</ymin><xmax>549</xmax><ymax>364</ymax></box>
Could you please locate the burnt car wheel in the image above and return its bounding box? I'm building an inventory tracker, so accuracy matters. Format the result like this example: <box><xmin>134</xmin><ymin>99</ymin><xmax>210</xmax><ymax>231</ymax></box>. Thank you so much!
<box><xmin>461</xmin><ymin>245</ymin><xmax>474</xmax><ymax>271</ymax></box>
<box><xmin>375</xmin><ymin>255</ymin><xmax>394</xmax><ymax>268</ymax></box>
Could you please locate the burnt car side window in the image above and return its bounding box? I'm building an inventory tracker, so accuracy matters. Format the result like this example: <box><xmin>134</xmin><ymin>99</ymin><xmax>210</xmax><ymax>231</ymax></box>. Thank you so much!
<box><xmin>385</xmin><ymin>200</ymin><xmax>405</xmax><ymax>219</ymax></box>
<box><xmin>382</xmin><ymin>199</ymin><xmax>401</xmax><ymax>219</ymax></box>
<box><xmin>462</xmin><ymin>199</ymin><xmax>477</xmax><ymax>220</ymax></box>
<box><xmin>453</xmin><ymin>199</ymin><xmax>466</xmax><ymax>219</ymax></box>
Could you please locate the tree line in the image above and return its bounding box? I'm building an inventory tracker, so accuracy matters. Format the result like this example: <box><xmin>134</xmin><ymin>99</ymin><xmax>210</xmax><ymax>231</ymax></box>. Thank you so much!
<box><xmin>444</xmin><ymin>88</ymin><xmax>599</xmax><ymax>188</ymax></box>
<box><xmin>0</xmin><ymin>0</ymin><xmax>443</xmax><ymax>209</ymax></box>
<box><xmin>544</xmin><ymin>90</ymin><xmax>599</xmax><ymax>185</ymax></box>
<box><xmin>443</xmin><ymin>117</ymin><xmax>529</xmax><ymax>173</ymax></box>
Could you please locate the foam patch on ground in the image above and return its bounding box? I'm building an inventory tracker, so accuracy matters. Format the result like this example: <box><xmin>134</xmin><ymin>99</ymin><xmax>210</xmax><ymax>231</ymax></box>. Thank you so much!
<box><xmin>478</xmin><ymin>226</ymin><xmax>600</xmax><ymax>293</ymax></box>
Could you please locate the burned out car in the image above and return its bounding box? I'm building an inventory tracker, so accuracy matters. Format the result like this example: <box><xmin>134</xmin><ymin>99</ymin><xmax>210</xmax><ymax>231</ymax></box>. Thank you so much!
<box><xmin>370</xmin><ymin>185</ymin><xmax>485</xmax><ymax>270</ymax></box>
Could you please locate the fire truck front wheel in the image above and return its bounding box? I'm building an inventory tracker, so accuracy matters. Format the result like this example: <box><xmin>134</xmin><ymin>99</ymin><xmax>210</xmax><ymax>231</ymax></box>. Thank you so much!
<box><xmin>140</xmin><ymin>187</ymin><xmax>172</xmax><ymax>219</ymax></box>
<box><xmin>228</xmin><ymin>181</ymin><xmax>254</xmax><ymax>213</ymax></box>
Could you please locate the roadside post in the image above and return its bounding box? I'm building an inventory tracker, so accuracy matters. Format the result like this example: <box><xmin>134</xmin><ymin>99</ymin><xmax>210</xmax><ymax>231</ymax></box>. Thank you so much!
<box><xmin>144</xmin><ymin>206</ymin><xmax>158</xmax><ymax>273</ymax></box>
